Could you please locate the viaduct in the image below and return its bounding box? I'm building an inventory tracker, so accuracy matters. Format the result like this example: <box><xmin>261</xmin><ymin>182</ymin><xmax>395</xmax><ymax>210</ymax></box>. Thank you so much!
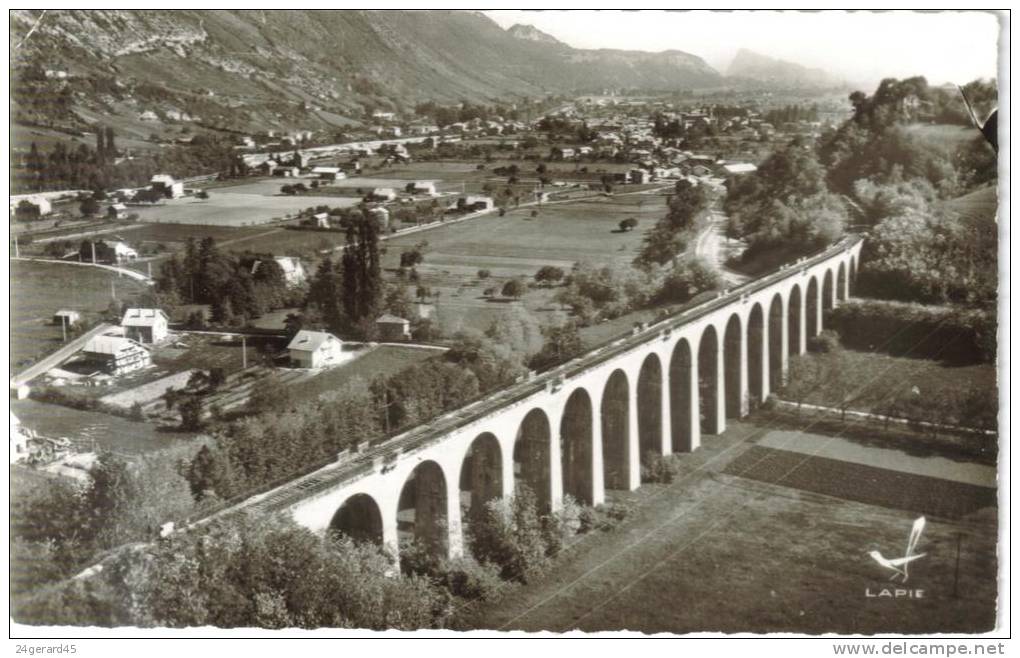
<box><xmin>229</xmin><ymin>237</ymin><xmax>864</xmax><ymax>561</ymax></box>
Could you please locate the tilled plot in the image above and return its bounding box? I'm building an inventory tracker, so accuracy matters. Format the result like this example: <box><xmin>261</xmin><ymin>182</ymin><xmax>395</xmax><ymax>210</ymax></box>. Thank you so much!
<box><xmin>724</xmin><ymin>445</ymin><xmax>996</xmax><ymax>519</ymax></box>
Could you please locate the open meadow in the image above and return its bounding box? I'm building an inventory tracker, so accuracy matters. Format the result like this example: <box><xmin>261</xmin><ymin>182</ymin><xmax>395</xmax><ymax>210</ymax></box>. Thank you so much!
<box><xmin>381</xmin><ymin>189</ymin><xmax>670</xmax><ymax>335</ymax></box>
<box><xmin>10</xmin><ymin>260</ymin><xmax>149</xmax><ymax>369</ymax></box>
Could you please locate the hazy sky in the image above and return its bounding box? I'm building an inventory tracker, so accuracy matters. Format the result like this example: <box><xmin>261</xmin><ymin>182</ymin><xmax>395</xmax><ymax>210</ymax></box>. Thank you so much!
<box><xmin>485</xmin><ymin>10</ymin><xmax>1000</xmax><ymax>88</ymax></box>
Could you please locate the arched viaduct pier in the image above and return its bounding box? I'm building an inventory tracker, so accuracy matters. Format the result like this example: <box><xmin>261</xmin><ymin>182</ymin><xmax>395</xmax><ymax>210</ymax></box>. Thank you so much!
<box><xmin>231</xmin><ymin>237</ymin><xmax>863</xmax><ymax>561</ymax></box>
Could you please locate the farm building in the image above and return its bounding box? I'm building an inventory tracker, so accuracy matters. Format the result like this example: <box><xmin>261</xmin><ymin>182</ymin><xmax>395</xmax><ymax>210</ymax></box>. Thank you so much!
<box><xmin>456</xmin><ymin>195</ymin><xmax>495</xmax><ymax>211</ymax></box>
<box><xmin>314</xmin><ymin>212</ymin><xmax>330</xmax><ymax>228</ymax></box>
<box><xmin>287</xmin><ymin>330</ymin><xmax>344</xmax><ymax>368</ymax></box>
<box><xmin>121</xmin><ymin>308</ymin><xmax>169</xmax><ymax>344</ymax></box>
<box><xmin>81</xmin><ymin>335</ymin><xmax>151</xmax><ymax>375</ymax></box>
<box><xmin>409</xmin><ymin>181</ymin><xmax>438</xmax><ymax>196</ymax></box>
<box><xmin>312</xmin><ymin>166</ymin><xmax>346</xmax><ymax>181</ymax></box>
<box><xmin>273</xmin><ymin>166</ymin><xmax>300</xmax><ymax>177</ymax></box>
<box><xmin>375</xmin><ymin>314</ymin><xmax>411</xmax><ymax>341</ymax></box>
<box><xmin>275</xmin><ymin>257</ymin><xmax>307</xmax><ymax>287</ymax></box>
<box><xmin>110</xmin><ymin>241</ymin><xmax>139</xmax><ymax>263</ymax></box>
<box><xmin>629</xmin><ymin>169</ymin><xmax>651</xmax><ymax>184</ymax></box>
<box><xmin>551</xmin><ymin>147</ymin><xmax>576</xmax><ymax>160</ymax></box>
<box><xmin>10</xmin><ymin>195</ymin><xmax>53</xmax><ymax>217</ymax></box>
<box><xmin>151</xmin><ymin>174</ymin><xmax>184</xmax><ymax>199</ymax></box>
<box><xmin>371</xmin><ymin>188</ymin><xmax>398</xmax><ymax>202</ymax></box>
<box><xmin>108</xmin><ymin>203</ymin><xmax>129</xmax><ymax>220</ymax></box>
<box><xmin>722</xmin><ymin>162</ymin><xmax>758</xmax><ymax>176</ymax></box>
<box><xmin>52</xmin><ymin>309</ymin><xmax>81</xmax><ymax>327</ymax></box>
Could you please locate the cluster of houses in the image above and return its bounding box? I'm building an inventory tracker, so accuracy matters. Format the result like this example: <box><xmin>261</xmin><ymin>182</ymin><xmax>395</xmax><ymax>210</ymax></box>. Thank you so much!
<box><xmin>77</xmin><ymin>308</ymin><xmax>170</xmax><ymax>377</ymax></box>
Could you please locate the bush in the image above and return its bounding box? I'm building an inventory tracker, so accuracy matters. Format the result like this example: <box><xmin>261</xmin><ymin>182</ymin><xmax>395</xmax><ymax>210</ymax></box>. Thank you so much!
<box><xmin>807</xmin><ymin>329</ymin><xmax>841</xmax><ymax>353</ymax></box>
<box><xmin>641</xmin><ymin>452</ymin><xmax>682</xmax><ymax>484</ymax></box>
<box><xmin>467</xmin><ymin>486</ymin><xmax>549</xmax><ymax>583</ymax></box>
<box><xmin>440</xmin><ymin>556</ymin><xmax>504</xmax><ymax>601</ymax></box>
<box><xmin>827</xmin><ymin>299</ymin><xmax>994</xmax><ymax>364</ymax></box>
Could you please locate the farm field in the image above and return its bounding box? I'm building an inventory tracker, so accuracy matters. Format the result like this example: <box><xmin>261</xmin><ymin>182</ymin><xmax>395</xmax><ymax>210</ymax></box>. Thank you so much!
<box><xmin>783</xmin><ymin>349</ymin><xmax>997</xmax><ymax>416</ymax></box>
<box><xmin>128</xmin><ymin>177</ymin><xmax>361</xmax><ymax>227</ymax></box>
<box><xmin>457</xmin><ymin>421</ymin><xmax>997</xmax><ymax>633</ymax></box>
<box><xmin>10</xmin><ymin>260</ymin><xmax>149</xmax><ymax>369</ymax></box>
<box><xmin>10</xmin><ymin>398</ymin><xmax>196</xmax><ymax>454</ymax></box>
<box><xmin>381</xmin><ymin>190</ymin><xmax>669</xmax><ymax>335</ymax></box>
<box><xmin>286</xmin><ymin>344</ymin><xmax>439</xmax><ymax>401</ymax></box>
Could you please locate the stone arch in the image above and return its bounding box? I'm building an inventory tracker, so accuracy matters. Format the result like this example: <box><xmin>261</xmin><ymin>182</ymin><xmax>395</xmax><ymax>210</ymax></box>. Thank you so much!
<box><xmin>723</xmin><ymin>314</ymin><xmax>743</xmax><ymax>419</ymax></box>
<box><xmin>849</xmin><ymin>256</ymin><xmax>858</xmax><ymax>295</ymax></box>
<box><xmin>513</xmin><ymin>408</ymin><xmax>553</xmax><ymax>512</ymax></box>
<box><xmin>768</xmin><ymin>293</ymin><xmax>784</xmax><ymax>391</ymax></box>
<box><xmin>397</xmin><ymin>460</ymin><xmax>448</xmax><ymax>557</ymax></box>
<box><xmin>459</xmin><ymin>432</ymin><xmax>502</xmax><ymax>518</ymax></box>
<box><xmin>788</xmin><ymin>284</ymin><xmax>803</xmax><ymax>355</ymax></box>
<box><xmin>806</xmin><ymin>276</ymin><xmax>820</xmax><ymax>338</ymax></box>
<box><xmin>330</xmin><ymin>493</ymin><xmax>384</xmax><ymax>546</ymax></box>
<box><xmin>747</xmin><ymin>304</ymin><xmax>765</xmax><ymax>404</ymax></box>
<box><xmin>837</xmin><ymin>262</ymin><xmax>848</xmax><ymax>302</ymax></box>
<box><xmin>601</xmin><ymin>369</ymin><xmax>631</xmax><ymax>490</ymax></box>
<box><xmin>698</xmin><ymin>325</ymin><xmax>720</xmax><ymax>435</ymax></box>
<box><xmin>823</xmin><ymin>269</ymin><xmax>835</xmax><ymax>312</ymax></box>
<box><xmin>637</xmin><ymin>353</ymin><xmax>663</xmax><ymax>477</ymax></box>
<box><xmin>560</xmin><ymin>388</ymin><xmax>594</xmax><ymax>504</ymax></box>
<box><xmin>669</xmin><ymin>338</ymin><xmax>696</xmax><ymax>452</ymax></box>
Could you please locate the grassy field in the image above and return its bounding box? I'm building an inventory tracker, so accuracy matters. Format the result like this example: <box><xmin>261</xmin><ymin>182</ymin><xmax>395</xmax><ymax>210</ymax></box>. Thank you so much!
<box><xmin>130</xmin><ymin>187</ymin><xmax>359</xmax><ymax>227</ymax></box>
<box><xmin>286</xmin><ymin>345</ymin><xmax>438</xmax><ymax>400</ymax></box>
<box><xmin>10</xmin><ymin>398</ymin><xmax>195</xmax><ymax>454</ymax></box>
<box><xmin>10</xmin><ymin>260</ymin><xmax>149</xmax><ymax>369</ymax></box>
<box><xmin>381</xmin><ymin>190</ymin><xmax>669</xmax><ymax>335</ymax></box>
<box><xmin>783</xmin><ymin>348</ymin><xmax>997</xmax><ymax>414</ymax></box>
<box><xmin>456</xmin><ymin>421</ymin><xmax>998</xmax><ymax>633</ymax></box>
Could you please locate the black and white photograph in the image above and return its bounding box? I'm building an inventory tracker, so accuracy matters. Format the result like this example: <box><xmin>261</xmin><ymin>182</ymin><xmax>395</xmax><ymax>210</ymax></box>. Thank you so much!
<box><xmin>7</xmin><ymin>6</ymin><xmax>1008</xmax><ymax>646</ymax></box>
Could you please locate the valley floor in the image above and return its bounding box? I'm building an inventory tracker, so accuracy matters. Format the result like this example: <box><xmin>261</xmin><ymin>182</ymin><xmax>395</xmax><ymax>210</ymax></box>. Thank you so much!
<box><xmin>454</xmin><ymin>419</ymin><xmax>998</xmax><ymax>634</ymax></box>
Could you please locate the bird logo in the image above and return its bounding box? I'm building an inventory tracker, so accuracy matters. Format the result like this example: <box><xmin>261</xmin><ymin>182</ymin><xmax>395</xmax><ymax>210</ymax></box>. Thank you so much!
<box><xmin>869</xmin><ymin>516</ymin><xmax>927</xmax><ymax>583</ymax></box>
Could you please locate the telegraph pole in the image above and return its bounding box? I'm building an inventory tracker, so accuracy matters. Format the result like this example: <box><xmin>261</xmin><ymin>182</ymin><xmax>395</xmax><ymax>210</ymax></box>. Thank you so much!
<box><xmin>241</xmin><ymin>335</ymin><xmax>248</xmax><ymax>369</ymax></box>
<box><xmin>13</xmin><ymin>234</ymin><xmax>19</xmax><ymax>258</ymax></box>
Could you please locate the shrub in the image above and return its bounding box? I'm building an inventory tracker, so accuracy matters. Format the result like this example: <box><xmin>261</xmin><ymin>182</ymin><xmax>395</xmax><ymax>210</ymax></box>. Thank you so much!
<box><xmin>441</xmin><ymin>556</ymin><xmax>504</xmax><ymax>601</ymax></box>
<box><xmin>807</xmin><ymin>329</ymin><xmax>841</xmax><ymax>353</ymax></box>
<box><xmin>641</xmin><ymin>452</ymin><xmax>682</xmax><ymax>484</ymax></box>
<box><xmin>467</xmin><ymin>486</ymin><xmax>549</xmax><ymax>583</ymax></box>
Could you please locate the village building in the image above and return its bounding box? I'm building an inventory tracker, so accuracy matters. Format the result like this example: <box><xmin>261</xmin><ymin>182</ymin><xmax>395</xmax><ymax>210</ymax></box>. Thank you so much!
<box><xmin>311</xmin><ymin>166</ymin><xmax>345</xmax><ymax>181</ymax></box>
<box><xmin>10</xmin><ymin>413</ymin><xmax>30</xmax><ymax>464</ymax></box>
<box><xmin>151</xmin><ymin>174</ymin><xmax>184</xmax><ymax>199</ymax></box>
<box><xmin>287</xmin><ymin>330</ymin><xmax>344</xmax><ymax>368</ymax></box>
<box><xmin>375</xmin><ymin>314</ymin><xmax>411</xmax><ymax>341</ymax></box>
<box><xmin>10</xmin><ymin>195</ymin><xmax>53</xmax><ymax>217</ymax></box>
<box><xmin>121</xmin><ymin>308</ymin><xmax>169</xmax><ymax>344</ymax></box>
<box><xmin>314</xmin><ymin>212</ymin><xmax>330</xmax><ymax>228</ymax></box>
<box><xmin>629</xmin><ymin>168</ymin><xmax>651</xmax><ymax>184</ymax></box>
<box><xmin>409</xmin><ymin>181</ymin><xmax>438</xmax><ymax>196</ymax></box>
<box><xmin>108</xmin><ymin>203</ymin><xmax>129</xmax><ymax>220</ymax></box>
<box><xmin>370</xmin><ymin>188</ymin><xmax>398</xmax><ymax>202</ymax></box>
<box><xmin>81</xmin><ymin>335</ymin><xmax>152</xmax><ymax>375</ymax></box>
<box><xmin>107</xmin><ymin>241</ymin><xmax>138</xmax><ymax>263</ymax></box>
<box><xmin>274</xmin><ymin>257</ymin><xmax>307</xmax><ymax>287</ymax></box>
<box><xmin>456</xmin><ymin>195</ymin><xmax>495</xmax><ymax>212</ymax></box>
<box><xmin>551</xmin><ymin>146</ymin><xmax>576</xmax><ymax>160</ymax></box>
<box><xmin>722</xmin><ymin>163</ymin><xmax>758</xmax><ymax>176</ymax></box>
<box><xmin>53</xmin><ymin>309</ymin><xmax>81</xmax><ymax>327</ymax></box>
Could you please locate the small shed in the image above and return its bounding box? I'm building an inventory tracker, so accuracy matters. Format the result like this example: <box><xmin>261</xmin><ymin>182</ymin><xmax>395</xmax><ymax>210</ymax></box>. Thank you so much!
<box><xmin>375</xmin><ymin>314</ymin><xmax>411</xmax><ymax>341</ymax></box>
<box><xmin>53</xmin><ymin>309</ymin><xmax>81</xmax><ymax>327</ymax></box>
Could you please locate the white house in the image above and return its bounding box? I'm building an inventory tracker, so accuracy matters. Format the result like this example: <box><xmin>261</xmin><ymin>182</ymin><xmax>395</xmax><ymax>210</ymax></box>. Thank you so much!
<box><xmin>53</xmin><ymin>309</ymin><xmax>81</xmax><ymax>327</ymax></box>
<box><xmin>312</xmin><ymin>166</ymin><xmax>345</xmax><ymax>181</ymax></box>
<box><xmin>371</xmin><ymin>188</ymin><xmax>397</xmax><ymax>202</ymax></box>
<box><xmin>121</xmin><ymin>308</ymin><xmax>169</xmax><ymax>344</ymax></box>
<box><xmin>275</xmin><ymin>257</ymin><xmax>307</xmax><ymax>287</ymax></box>
<box><xmin>151</xmin><ymin>174</ymin><xmax>184</xmax><ymax>198</ymax></box>
<box><xmin>110</xmin><ymin>241</ymin><xmax>138</xmax><ymax>263</ymax></box>
<box><xmin>410</xmin><ymin>181</ymin><xmax>438</xmax><ymax>196</ymax></box>
<box><xmin>82</xmin><ymin>335</ymin><xmax>151</xmax><ymax>375</ymax></box>
<box><xmin>287</xmin><ymin>330</ymin><xmax>344</xmax><ymax>368</ymax></box>
<box><xmin>108</xmin><ymin>203</ymin><xmax>129</xmax><ymax>220</ymax></box>
<box><xmin>722</xmin><ymin>163</ymin><xmax>758</xmax><ymax>176</ymax></box>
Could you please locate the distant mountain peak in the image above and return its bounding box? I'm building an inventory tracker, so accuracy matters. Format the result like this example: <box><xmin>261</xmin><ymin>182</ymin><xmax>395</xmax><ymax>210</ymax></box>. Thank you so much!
<box><xmin>727</xmin><ymin>48</ymin><xmax>841</xmax><ymax>89</ymax></box>
<box><xmin>507</xmin><ymin>23</ymin><xmax>564</xmax><ymax>46</ymax></box>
